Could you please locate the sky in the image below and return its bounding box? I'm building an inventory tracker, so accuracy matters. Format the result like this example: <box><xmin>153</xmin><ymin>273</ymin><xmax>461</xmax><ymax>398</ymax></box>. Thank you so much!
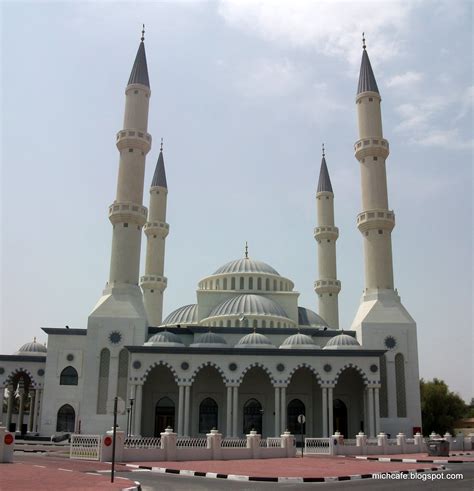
<box><xmin>0</xmin><ymin>1</ymin><xmax>472</xmax><ymax>401</ymax></box>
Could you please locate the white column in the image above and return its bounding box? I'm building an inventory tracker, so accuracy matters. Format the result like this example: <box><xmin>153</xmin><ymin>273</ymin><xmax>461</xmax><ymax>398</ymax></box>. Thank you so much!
<box><xmin>327</xmin><ymin>387</ymin><xmax>333</xmax><ymax>436</ymax></box>
<box><xmin>28</xmin><ymin>390</ymin><xmax>35</xmax><ymax>432</ymax></box>
<box><xmin>321</xmin><ymin>387</ymin><xmax>328</xmax><ymax>437</ymax></box>
<box><xmin>367</xmin><ymin>387</ymin><xmax>375</xmax><ymax>438</ymax></box>
<box><xmin>33</xmin><ymin>389</ymin><xmax>40</xmax><ymax>433</ymax></box>
<box><xmin>107</xmin><ymin>355</ymin><xmax>120</xmax><ymax>405</ymax></box>
<box><xmin>177</xmin><ymin>385</ymin><xmax>184</xmax><ymax>436</ymax></box>
<box><xmin>183</xmin><ymin>385</ymin><xmax>191</xmax><ymax>436</ymax></box>
<box><xmin>129</xmin><ymin>385</ymin><xmax>136</xmax><ymax>435</ymax></box>
<box><xmin>134</xmin><ymin>384</ymin><xmax>143</xmax><ymax>436</ymax></box>
<box><xmin>274</xmin><ymin>387</ymin><xmax>280</xmax><ymax>436</ymax></box>
<box><xmin>6</xmin><ymin>387</ymin><xmax>14</xmax><ymax>429</ymax></box>
<box><xmin>363</xmin><ymin>387</ymin><xmax>368</xmax><ymax>434</ymax></box>
<box><xmin>35</xmin><ymin>389</ymin><xmax>43</xmax><ymax>434</ymax></box>
<box><xmin>226</xmin><ymin>386</ymin><xmax>232</xmax><ymax>437</ymax></box>
<box><xmin>280</xmin><ymin>386</ymin><xmax>286</xmax><ymax>432</ymax></box>
<box><xmin>374</xmin><ymin>387</ymin><xmax>381</xmax><ymax>436</ymax></box>
<box><xmin>232</xmin><ymin>386</ymin><xmax>238</xmax><ymax>437</ymax></box>
<box><xmin>17</xmin><ymin>386</ymin><xmax>25</xmax><ymax>433</ymax></box>
<box><xmin>0</xmin><ymin>387</ymin><xmax>4</xmax><ymax>424</ymax></box>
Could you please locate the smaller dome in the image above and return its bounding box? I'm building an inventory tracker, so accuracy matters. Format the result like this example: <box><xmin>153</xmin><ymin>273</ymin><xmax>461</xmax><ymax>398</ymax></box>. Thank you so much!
<box><xmin>280</xmin><ymin>332</ymin><xmax>320</xmax><ymax>350</ymax></box>
<box><xmin>323</xmin><ymin>333</ymin><xmax>361</xmax><ymax>350</ymax></box>
<box><xmin>191</xmin><ymin>331</ymin><xmax>227</xmax><ymax>348</ymax></box>
<box><xmin>16</xmin><ymin>338</ymin><xmax>47</xmax><ymax>356</ymax></box>
<box><xmin>298</xmin><ymin>307</ymin><xmax>328</xmax><ymax>327</ymax></box>
<box><xmin>236</xmin><ymin>332</ymin><xmax>275</xmax><ymax>349</ymax></box>
<box><xmin>213</xmin><ymin>258</ymin><xmax>280</xmax><ymax>276</ymax></box>
<box><xmin>144</xmin><ymin>330</ymin><xmax>184</xmax><ymax>347</ymax></box>
<box><xmin>162</xmin><ymin>304</ymin><xmax>198</xmax><ymax>326</ymax></box>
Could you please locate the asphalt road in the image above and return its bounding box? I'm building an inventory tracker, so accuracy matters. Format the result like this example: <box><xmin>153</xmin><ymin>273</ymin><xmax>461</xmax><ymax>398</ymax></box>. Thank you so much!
<box><xmin>116</xmin><ymin>463</ymin><xmax>474</xmax><ymax>490</ymax></box>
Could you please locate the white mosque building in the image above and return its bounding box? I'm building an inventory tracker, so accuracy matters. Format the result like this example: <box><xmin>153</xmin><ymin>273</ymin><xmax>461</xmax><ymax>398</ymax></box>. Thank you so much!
<box><xmin>0</xmin><ymin>32</ymin><xmax>422</xmax><ymax>441</ymax></box>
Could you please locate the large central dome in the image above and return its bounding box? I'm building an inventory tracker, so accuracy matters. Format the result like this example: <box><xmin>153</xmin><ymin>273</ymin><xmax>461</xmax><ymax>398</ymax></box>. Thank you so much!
<box><xmin>213</xmin><ymin>258</ymin><xmax>280</xmax><ymax>276</ymax></box>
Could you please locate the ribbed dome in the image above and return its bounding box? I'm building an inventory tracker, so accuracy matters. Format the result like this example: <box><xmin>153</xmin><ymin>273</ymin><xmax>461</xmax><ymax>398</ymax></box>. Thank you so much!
<box><xmin>298</xmin><ymin>307</ymin><xmax>327</xmax><ymax>327</ymax></box>
<box><xmin>144</xmin><ymin>330</ymin><xmax>184</xmax><ymax>347</ymax></box>
<box><xmin>15</xmin><ymin>339</ymin><xmax>47</xmax><ymax>356</ymax></box>
<box><xmin>213</xmin><ymin>258</ymin><xmax>280</xmax><ymax>276</ymax></box>
<box><xmin>162</xmin><ymin>304</ymin><xmax>198</xmax><ymax>326</ymax></box>
<box><xmin>236</xmin><ymin>332</ymin><xmax>275</xmax><ymax>349</ymax></box>
<box><xmin>207</xmin><ymin>294</ymin><xmax>289</xmax><ymax>320</ymax></box>
<box><xmin>191</xmin><ymin>331</ymin><xmax>227</xmax><ymax>348</ymax></box>
<box><xmin>323</xmin><ymin>333</ymin><xmax>361</xmax><ymax>350</ymax></box>
<box><xmin>280</xmin><ymin>333</ymin><xmax>320</xmax><ymax>350</ymax></box>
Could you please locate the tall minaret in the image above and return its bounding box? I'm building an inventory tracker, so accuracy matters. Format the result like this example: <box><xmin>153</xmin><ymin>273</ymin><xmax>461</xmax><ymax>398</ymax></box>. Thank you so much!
<box><xmin>351</xmin><ymin>36</ymin><xmax>421</xmax><ymax>438</ymax></box>
<box><xmin>108</xmin><ymin>27</ymin><xmax>151</xmax><ymax>289</ymax></box>
<box><xmin>140</xmin><ymin>140</ymin><xmax>169</xmax><ymax>326</ymax></box>
<box><xmin>314</xmin><ymin>145</ymin><xmax>340</xmax><ymax>329</ymax></box>
<box><xmin>354</xmin><ymin>35</ymin><xmax>395</xmax><ymax>292</ymax></box>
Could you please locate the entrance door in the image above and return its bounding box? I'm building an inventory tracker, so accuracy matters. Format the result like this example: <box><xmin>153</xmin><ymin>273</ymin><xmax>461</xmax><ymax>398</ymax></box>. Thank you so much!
<box><xmin>155</xmin><ymin>397</ymin><xmax>175</xmax><ymax>436</ymax></box>
<box><xmin>333</xmin><ymin>399</ymin><xmax>348</xmax><ymax>437</ymax></box>
<box><xmin>243</xmin><ymin>398</ymin><xmax>262</xmax><ymax>434</ymax></box>
<box><xmin>287</xmin><ymin>399</ymin><xmax>305</xmax><ymax>434</ymax></box>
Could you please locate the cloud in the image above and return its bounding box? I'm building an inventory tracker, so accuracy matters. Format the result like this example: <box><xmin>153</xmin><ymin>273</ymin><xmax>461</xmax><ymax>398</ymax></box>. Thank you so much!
<box><xmin>218</xmin><ymin>0</ymin><xmax>415</xmax><ymax>66</ymax></box>
<box><xmin>386</xmin><ymin>71</ymin><xmax>423</xmax><ymax>88</ymax></box>
<box><xmin>412</xmin><ymin>129</ymin><xmax>473</xmax><ymax>149</ymax></box>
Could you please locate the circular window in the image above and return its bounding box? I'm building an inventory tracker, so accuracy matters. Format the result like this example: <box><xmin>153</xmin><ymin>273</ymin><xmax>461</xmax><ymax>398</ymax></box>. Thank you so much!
<box><xmin>323</xmin><ymin>364</ymin><xmax>332</xmax><ymax>372</ymax></box>
<box><xmin>276</xmin><ymin>363</ymin><xmax>285</xmax><ymax>372</ymax></box>
<box><xmin>132</xmin><ymin>360</ymin><xmax>141</xmax><ymax>370</ymax></box>
<box><xmin>181</xmin><ymin>362</ymin><xmax>189</xmax><ymax>370</ymax></box>
<box><xmin>384</xmin><ymin>336</ymin><xmax>396</xmax><ymax>349</ymax></box>
<box><xmin>37</xmin><ymin>369</ymin><xmax>45</xmax><ymax>376</ymax></box>
<box><xmin>0</xmin><ymin>367</ymin><xmax>4</xmax><ymax>375</ymax></box>
<box><xmin>229</xmin><ymin>363</ymin><xmax>237</xmax><ymax>371</ymax></box>
<box><xmin>109</xmin><ymin>331</ymin><xmax>122</xmax><ymax>345</ymax></box>
<box><xmin>370</xmin><ymin>364</ymin><xmax>378</xmax><ymax>373</ymax></box>
<box><xmin>66</xmin><ymin>354</ymin><xmax>74</xmax><ymax>362</ymax></box>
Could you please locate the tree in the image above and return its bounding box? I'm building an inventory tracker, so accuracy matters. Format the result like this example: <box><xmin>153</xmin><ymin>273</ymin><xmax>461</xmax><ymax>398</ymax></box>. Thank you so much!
<box><xmin>420</xmin><ymin>378</ymin><xmax>468</xmax><ymax>436</ymax></box>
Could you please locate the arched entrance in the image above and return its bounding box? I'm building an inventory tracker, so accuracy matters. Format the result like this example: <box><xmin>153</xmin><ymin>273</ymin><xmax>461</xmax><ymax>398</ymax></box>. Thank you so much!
<box><xmin>243</xmin><ymin>398</ymin><xmax>262</xmax><ymax>434</ymax></box>
<box><xmin>199</xmin><ymin>397</ymin><xmax>218</xmax><ymax>433</ymax></box>
<box><xmin>333</xmin><ymin>399</ymin><xmax>347</xmax><ymax>437</ymax></box>
<box><xmin>155</xmin><ymin>397</ymin><xmax>175</xmax><ymax>436</ymax></box>
<box><xmin>287</xmin><ymin>398</ymin><xmax>305</xmax><ymax>434</ymax></box>
<box><xmin>56</xmin><ymin>404</ymin><xmax>75</xmax><ymax>432</ymax></box>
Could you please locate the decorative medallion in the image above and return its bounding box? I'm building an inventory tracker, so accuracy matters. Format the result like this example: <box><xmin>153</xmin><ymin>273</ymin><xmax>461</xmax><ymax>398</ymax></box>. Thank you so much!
<box><xmin>0</xmin><ymin>367</ymin><xmax>4</xmax><ymax>375</ymax></box>
<box><xmin>132</xmin><ymin>360</ymin><xmax>141</xmax><ymax>369</ymax></box>
<box><xmin>109</xmin><ymin>331</ymin><xmax>123</xmax><ymax>345</ymax></box>
<box><xmin>181</xmin><ymin>362</ymin><xmax>189</xmax><ymax>370</ymax></box>
<box><xmin>370</xmin><ymin>364</ymin><xmax>378</xmax><ymax>373</ymax></box>
<box><xmin>276</xmin><ymin>363</ymin><xmax>285</xmax><ymax>372</ymax></box>
<box><xmin>384</xmin><ymin>336</ymin><xmax>396</xmax><ymax>349</ymax></box>
<box><xmin>323</xmin><ymin>363</ymin><xmax>332</xmax><ymax>372</ymax></box>
<box><xmin>37</xmin><ymin>369</ymin><xmax>45</xmax><ymax>376</ymax></box>
<box><xmin>66</xmin><ymin>353</ymin><xmax>74</xmax><ymax>362</ymax></box>
<box><xmin>229</xmin><ymin>363</ymin><xmax>237</xmax><ymax>371</ymax></box>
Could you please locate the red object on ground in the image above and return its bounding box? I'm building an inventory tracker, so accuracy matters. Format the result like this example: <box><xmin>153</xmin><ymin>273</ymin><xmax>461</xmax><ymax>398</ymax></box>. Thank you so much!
<box><xmin>4</xmin><ymin>433</ymin><xmax>14</xmax><ymax>445</ymax></box>
<box><xmin>104</xmin><ymin>436</ymin><xmax>113</xmax><ymax>446</ymax></box>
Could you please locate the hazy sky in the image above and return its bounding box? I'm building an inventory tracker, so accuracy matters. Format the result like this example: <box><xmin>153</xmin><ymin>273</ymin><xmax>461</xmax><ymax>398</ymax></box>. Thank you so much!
<box><xmin>1</xmin><ymin>1</ymin><xmax>472</xmax><ymax>401</ymax></box>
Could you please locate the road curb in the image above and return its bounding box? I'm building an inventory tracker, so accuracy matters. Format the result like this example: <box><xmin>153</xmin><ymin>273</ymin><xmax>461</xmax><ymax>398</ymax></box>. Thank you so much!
<box><xmin>352</xmin><ymin>455</ymin><xmax>473</xmax><ymax>464</ymax></box>
<box><xmin>121</xmin><ymin>480</ymin><xmax>142</xmax><ymax>491</ymax></box>
<box><xmin>124</xmin><ymin>463</ymin><xmax>446</xmax><ymax>483</ymax></box>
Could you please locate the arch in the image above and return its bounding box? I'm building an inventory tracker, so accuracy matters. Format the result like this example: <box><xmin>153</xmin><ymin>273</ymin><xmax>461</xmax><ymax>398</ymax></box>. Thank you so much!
<box><xmin>257</xmin><ymin>277</ymin><xmax>262</xmax><ymax>290</ymax></box>
<box><xmin>287</xmin><ymin>398</ymin><xmax>305</xmax><ymax>434</ymax></box>
<box><xmin>97</xmin><ymin>348</ymin><xmax>110</xmax><ymax>414</ymax></box>
<box><xmin>141</xmin><ymin>360</ymin><xmax>179</xmax><ymax>384</ymax></box>
<box><xmin>265</xmin><ymin>278</ymin><xmax>270</xmax><ymax>291</ymax></box>
<box><xmin>223</xmin><ymin>278</ymin><xmax>228</xmax><ymax>290</ymax></box>
<box><xmin>5</xmin><ymin>368</ymin><xmax>38</xmax><ymax>389</ymax></box>
<box><xmin>231</xmin><ymin>277</ymin><xmax>236</xmax><ymax>290</ymax></box>
<box><xmin>395</xmin><ymin>353</ymin><xmax>407</xmax><ymax>417</ymax></box>
<box><xmin>379</xmin><ymin>355</ymin><xmax>388</xmax><ymax>418</ymax></box>
<box><xmin>56</xmin><ymin>404</ymin><xmax>75</xmax><ymax>432</ymax></box>
<box><xmin>333</xmin><ymin>364</ymin><xmax>369</xmax><ymax>385</ymax></box>
<box><xmin>238</xmin><ymin>362</ymin><xmax>275</xmax><ymax>385</ymax></box>
<box><xmin>239</xmin><ymin>277</ymin><xmax>244</xmax><ymax>289</ymax></box>
<box><xmin>155</xmin><ymin>397</ymin><xmax>175</xmax><ymax>436</ymax></box>
<box><xmin>199</xmin><ymin>397</ymin><xmax>218</xmax><ymax>433</ymax></box>
<box><xmin>243</xmin><ymin>398</ymin><xmax>262</xmax><ymax>434</ymax></box>
<box><xmin>60</xmin><ymin>366</ymin><xmax>78</xmax><ymax>386</ymax></box>
<box><xmin>333</xmin><ymin>399</ymin><xmax>348</xmax><ymax>436</ymax></box>
<box><xmin>249</xmin><ymin>277</ymin><xmax>253</xmax><ymax>290</ymax></box>
<box><xmin>284</xmin><ymin>363</ymin><xmax>322</xmax><ymax>386</ymax></box>
<box><xmin>189</xmin><ymin>362</ymin><xmax>227</xmax><ymax>384</ymax></box>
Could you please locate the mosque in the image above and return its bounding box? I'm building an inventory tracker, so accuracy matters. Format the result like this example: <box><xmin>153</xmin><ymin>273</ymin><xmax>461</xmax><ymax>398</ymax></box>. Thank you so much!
<box><xmin>0</xmin><ymin>31</ymin><xmax>422</xmax><ymax>441</ymax></box>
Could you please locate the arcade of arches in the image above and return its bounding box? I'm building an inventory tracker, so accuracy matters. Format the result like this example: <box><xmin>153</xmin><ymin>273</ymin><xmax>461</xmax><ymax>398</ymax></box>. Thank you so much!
<box><xmin>133</xmin><ymin>365</ymin><xmax>381</xmax><ymax>438</ymax></box>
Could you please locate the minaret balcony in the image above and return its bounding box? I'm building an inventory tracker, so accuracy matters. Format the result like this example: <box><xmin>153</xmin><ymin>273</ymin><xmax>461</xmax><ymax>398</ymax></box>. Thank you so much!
<box><xmin>144</xmin><ymin>221</ymin><xmax>170</xmax><ymax>238</ymax></box>
<box><xmin>354</xmin><ymin>138</ymin><xmax>389</xmax><ymax>160</ymax></box>
<box><xmin>314</xmin><ymin>279</ymin><xmax>341</xmax><ymax>294</ymax></box>
<box><xmin>140</xmin><ymin>275</ymin><xmax>167</xmax><ymax>291</ymax></box>
<box><xmin>314</xmin><ymin>226</ymin><xmax>339</xmax><ymax>240</ymax></box>
<box><xmin>116</xmin><ymin>130</ymin><xmax>152</xmax><ymax>153</ymax></box>
<box><xmin>109</xmin><ymin>202</ymin><xmax>147</xmax><ymax>226</ymax></box>
<box><xmin>357</xmin><ymin>210</ymin><xmax>395</xmax><ymax>233</ymax></box>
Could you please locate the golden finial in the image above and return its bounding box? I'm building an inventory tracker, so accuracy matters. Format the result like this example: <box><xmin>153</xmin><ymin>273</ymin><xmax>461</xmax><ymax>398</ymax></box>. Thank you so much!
<box><xmin>362</xmin><ymin>32</ymin><xmax>366</xmax><ymax>50</ymax></box>
<box><xmin>160</xmin><ymin>137</ymin><xmax>163</xmax><ymax>152</ymax></box>
<box><xmin>33</xmin><ymin>337</ymin><xmax>36</xmax><ymax>343</ymax></box>
<box><xmin>141</xmin><ymin>24</ymin><xmax>145</xmax><ymax>42</ymax></box>
<box><xmin>322</xmin><ymin>143</ymin><xmax>325</xmax><ymax>158</ymax></box>
<box><xmin>245</xmin><ymin>241</ymin><xmax>249</xmax><ymax>259</ymax></box>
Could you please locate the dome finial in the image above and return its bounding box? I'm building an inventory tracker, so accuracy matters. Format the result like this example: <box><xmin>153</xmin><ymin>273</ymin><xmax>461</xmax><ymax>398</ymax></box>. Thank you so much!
<box><xmin>362</xmin><ymin>32</ymin><xmax>366</xmax><ymax>50</ymax></box>
<box><xmin>160</xmin><ymin>137</ymin><xmax>163</xmax><ymax>152</ymax></box>
<box><xmin>322</xmin><ymin>142</ymin><xmax>325</xmax><ymax>158</ymax></box>
<box><xmin>141</xmin><ymin>24</ymin><xmax>145</xmax><ymax>42</ymax></box>
<box><xmin>33</xmin><ymin>336</ymin><xmax>36</xmax><ymax>343</ymax></box>
<box><xmin>245</xmin><ymin>241</ymin><xmax>249</xmax><ymax>259</ymax></box>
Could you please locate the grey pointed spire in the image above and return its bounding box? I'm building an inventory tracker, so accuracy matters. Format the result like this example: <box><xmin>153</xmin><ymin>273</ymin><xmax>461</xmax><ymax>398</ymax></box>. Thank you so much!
<box><xmin>151</xmin><ymin>143</ymin><xmax>167</xmax><ymax>188</ymax></box>
<box><xmin>317</xmin><ymin>146</ymin><xmax>333</xmax><ymax>193</ymax></box>
<box><xmin>357</xmin><ymin>36</ymin><xmax>379</xmax><ymax>95</ymax></box>
<box><xmin>128</xmin><ymin>27</ymin><xmax>150</xmax><ymax>87</ymax></box>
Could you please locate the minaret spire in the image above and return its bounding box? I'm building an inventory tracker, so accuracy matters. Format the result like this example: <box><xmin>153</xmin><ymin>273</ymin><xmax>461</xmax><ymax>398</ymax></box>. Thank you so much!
<box><xmin>314</xmin><ymin>146</ymin><xmax>340</xmax><ymax>329</ymax></box>
<box><xmin>141</xmin><ymin>139</ymin><xmax>170</xmax><ymax>326</ymax></box>
<box><xmin>357</xmin><ymin>33</ymin><xmax>379</xmax><ymax>95</ymax></box>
